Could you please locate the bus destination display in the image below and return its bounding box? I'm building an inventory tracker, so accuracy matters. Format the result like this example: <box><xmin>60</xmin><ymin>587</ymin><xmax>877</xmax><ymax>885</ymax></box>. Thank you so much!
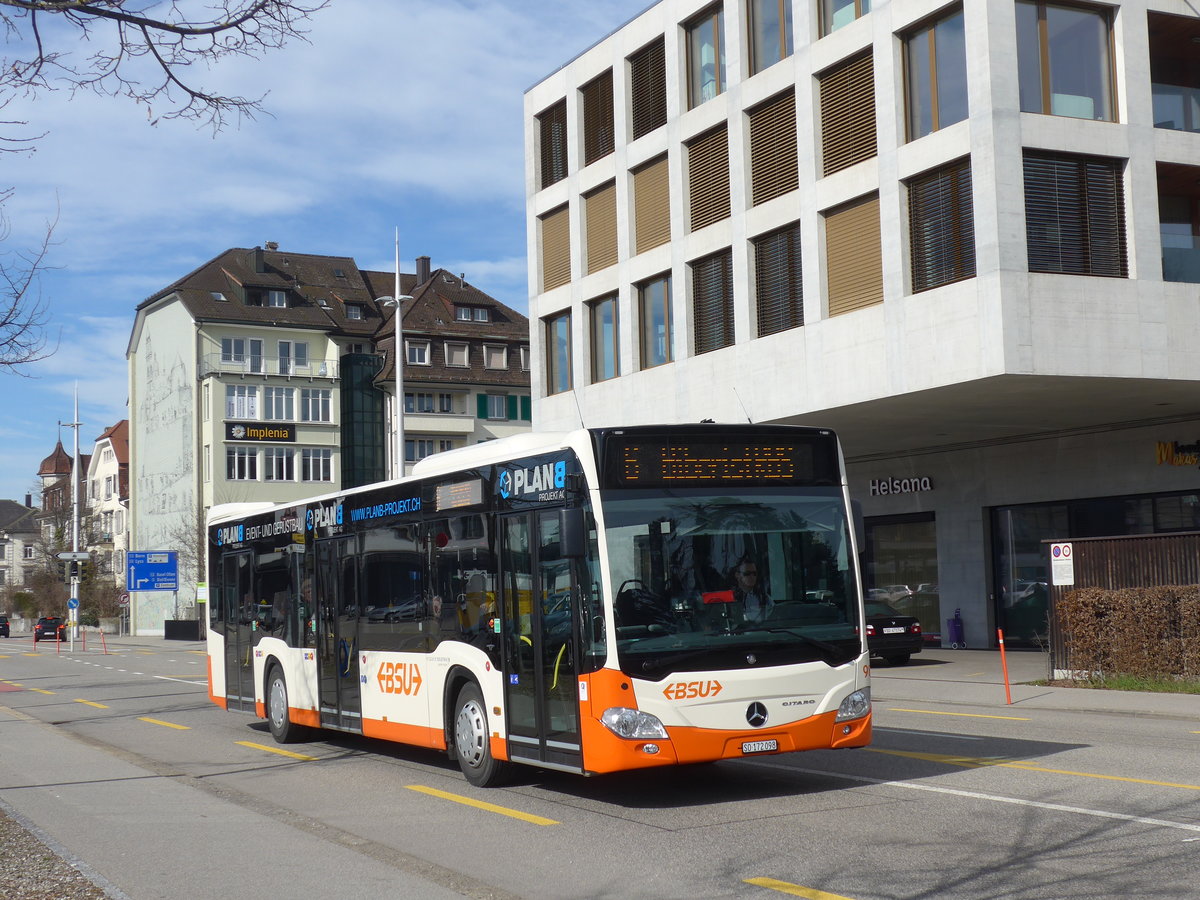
<box><xmin>609</xmin><ymin>438</ymin><xmax>824</xmax><ymax>487</ymax></box>
<box><xmin>436</xmin><ymin>479</ymin><xmax>483</xmax><ymax>511</ymax></box>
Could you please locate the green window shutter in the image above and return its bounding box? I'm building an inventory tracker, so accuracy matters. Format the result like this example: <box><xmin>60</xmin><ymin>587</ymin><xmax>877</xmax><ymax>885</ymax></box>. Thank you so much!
<box><xmin>520</xmin><ymin>396</ymin><xmax>531</xmax><ymax>420</ymax></box>
<box><xmin>506</xmin><ymin>395</ymin><xmax>518</xmax><ymax>421</ymax></box>
<box><xmin>477</xmin><ymin>393</ymin><xmax>489</xmax><ymax>419</ymax></box>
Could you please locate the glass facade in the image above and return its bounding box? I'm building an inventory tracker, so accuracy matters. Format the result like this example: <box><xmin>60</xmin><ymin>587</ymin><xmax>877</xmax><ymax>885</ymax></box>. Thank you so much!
<box><xmin>339</xmin><ymin>353</ymin><xmax>385</xmax><ymax>489</ymax></box>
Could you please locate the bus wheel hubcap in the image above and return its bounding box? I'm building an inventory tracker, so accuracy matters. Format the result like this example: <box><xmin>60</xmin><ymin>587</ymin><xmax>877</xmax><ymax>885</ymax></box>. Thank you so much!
<box><xmin>456</xmin><ymin>699</ymin><xmax>485</xmax><ymax>767</ymax></box>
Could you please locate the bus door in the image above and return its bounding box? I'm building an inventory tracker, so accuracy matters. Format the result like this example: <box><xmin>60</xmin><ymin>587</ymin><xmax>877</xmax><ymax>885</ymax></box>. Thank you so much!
<box><xmin>499</xmin><ymin>511</ymin><xmax>582</xmax><ymax>772</ymax></box>
<box><xmin>315</xmin><ymin>535</ymin><xmax>362</xmax><ymax>730</ymax></box>
<box><xmin>219</xmin><ymin>550</ymin><xmax>255</xmax><ymax>711</ymax></box>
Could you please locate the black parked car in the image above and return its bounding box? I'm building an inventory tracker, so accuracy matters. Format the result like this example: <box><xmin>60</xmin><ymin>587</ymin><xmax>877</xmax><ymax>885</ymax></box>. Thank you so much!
<box><xmin>0</xmin><ymin>615</ymin><xmax>9</xmax><ymax>638</ymax></box>
<box><xmin>34</xmin><ymin>616</ymin><xmax>64</xmax><ymax>642</ymax></box>
<box><xmin>865</xmin><ymin>601</ymin><xmax>922</xmax><ymax>666</ymax></box>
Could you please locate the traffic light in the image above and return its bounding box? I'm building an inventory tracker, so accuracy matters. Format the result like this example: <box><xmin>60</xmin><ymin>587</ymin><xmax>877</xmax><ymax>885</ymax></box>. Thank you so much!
<box><xmin>68</xmin><ymin>561</ymin><xmax>79</xmax><ymax>580</ymax></box>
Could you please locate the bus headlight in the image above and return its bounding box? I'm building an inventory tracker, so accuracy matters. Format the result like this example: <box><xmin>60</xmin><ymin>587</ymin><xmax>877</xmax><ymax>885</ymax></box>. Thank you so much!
<box><xmin>835</xmin><ymin>688</ymin><xmax>871</xmax><ymax>722</ymax></box>
<box><xmin>601</xmin><ymin>707</ymin><xmax>668</xmax><ymax>739</ymax></box>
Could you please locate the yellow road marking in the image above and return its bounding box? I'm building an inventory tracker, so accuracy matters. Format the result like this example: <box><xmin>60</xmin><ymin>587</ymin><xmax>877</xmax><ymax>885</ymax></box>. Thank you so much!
<box><xmin>73</xmin><ymin>699</ymin><xmax>108</xmax><ymax>709</ymax></box>
<box><xmin>235</xmin><ymin>740</ymin><xmax>317</xmax><ymax>761</ymax></box>
<box><xmin>870</xmin><ymin>748</ymin><xmax>1200</xmax><ymax>791</ymax></box>
<box><xmin>887</xmin><ymin>707</ymin><xmax>1030</xmax><ymax>721</ymax></box>
<box><xmin>139</xmin><ymin>717</ymin><xmax>190</xmax><ymax>730</ymax></box>
<box><xmin>30</xmin><ymin>688</ymin><xmax>55</xmax><ymax>695</ymax></box>
<box><xmin>406</xmin><ymin>785</ymin><xmax>559</xmax><ymax>826</ymax></box>
<box><xmin>745</xmin><ymin>877</ymin><xmax>857</xmax><ymax>899</ymax></box>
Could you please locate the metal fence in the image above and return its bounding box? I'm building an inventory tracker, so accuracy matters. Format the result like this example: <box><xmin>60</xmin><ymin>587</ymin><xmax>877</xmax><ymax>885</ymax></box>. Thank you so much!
<box><xmin>1047</xmin><ymin>531</ymin><xmax>1200</xmax><ymax>673</ymax></box>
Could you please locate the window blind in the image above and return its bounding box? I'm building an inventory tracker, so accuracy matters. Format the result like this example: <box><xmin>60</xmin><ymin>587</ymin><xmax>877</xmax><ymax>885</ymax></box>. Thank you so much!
<box><xmin>630</xmin><ymin>38</ymin><xmax>667</xmax><ymax>140</ymax></box>
<box><xmin>585</xmin><ymin>182</ymin><xmax>618</xmax><ymax>274</ymax></box>
<box><xmin>819</xmin><ymin>52</ymin><xmax>877</xmax><ymax>176</ymax></box>
<box><xmin>1023</xmin><ymin>150</ymin><xmax>1127</xmax><ymax>277</ymax></box>
<box><xmin>538</xmin><ymin>100</ymin><xmax>568</xmax><ymax>189</ymax></box>
<box><xmin>540</xmin><ymin>205</ymin><xmax>571</xmax><ymax>291</ymax></box>
<box><xmin>688</xmin><ymin>125</ymin><xmax>731</xmax><ymax>231</ymax></box>
<box><xmin>691</xmin><ymin>249</ymin><xmax>735</xmax><ymax>355</ymax></box>
<box><xmin>825</xmin><ymin>194</ymin><xmax>883</xmax><ymax>315</ymax></box>
<box><xmin>749</xmin><ymin>90</ymin><xmax>798</xmax><ymax>206</ymax></box>
<box><xmin>754</xmin><ymin>222</ymin><xmax>803</xmax><ymax>336</ymax></box>
<box><xmin>634</xmin><ymin>156</ymin><xmax>671</xmax><ymax>253</ymax></box>
<box><xmin>582</xmin><ymin>69</ymin><xmax>615</xmax><ymax>166</ymax></box>
<box><xmin>908</xmin><ymin>157</ymin><xmax>976</xmax><ymax>292</ymax></box>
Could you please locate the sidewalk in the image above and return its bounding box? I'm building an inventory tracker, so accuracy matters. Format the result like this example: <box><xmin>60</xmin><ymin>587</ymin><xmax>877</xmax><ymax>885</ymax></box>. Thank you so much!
<box><xmin>872</xmin><ymin>647</ymin><xmax>1200</xmax><ymax>720</ymax></box>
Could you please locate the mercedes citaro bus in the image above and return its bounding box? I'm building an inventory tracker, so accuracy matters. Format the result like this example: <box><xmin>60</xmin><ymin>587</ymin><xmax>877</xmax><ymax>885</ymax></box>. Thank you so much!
<box><xmin>205</xmin><ymin>424</ymin><xmax>871</xmax><ymax>785</ymax></box>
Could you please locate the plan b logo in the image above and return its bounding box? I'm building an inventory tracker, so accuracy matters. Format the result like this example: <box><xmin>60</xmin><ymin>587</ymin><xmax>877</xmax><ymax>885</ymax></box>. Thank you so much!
<box><xmin>499</xmin><ymin>461</ymin><xmax>566</xmax><ymax>500</ymax></box>
<box><xmin>498</xmin><ymin>470</ymin><xmax>513</xmax><ymax>499</ymax></box>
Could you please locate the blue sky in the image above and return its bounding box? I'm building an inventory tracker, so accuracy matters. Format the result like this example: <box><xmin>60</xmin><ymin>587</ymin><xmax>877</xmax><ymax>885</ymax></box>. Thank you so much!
<box><xmin>0</xmin><ymin>0</ymin><xmax>649</xmax><ymax>503</ymax></box>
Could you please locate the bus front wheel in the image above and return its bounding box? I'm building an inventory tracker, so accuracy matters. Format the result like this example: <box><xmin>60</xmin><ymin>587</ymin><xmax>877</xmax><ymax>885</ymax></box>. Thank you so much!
<box><xmin>454</xmin><ymin>683</ymin><xmax>508</xmax><ymax>787</ymax></box>
<box><xmin>267</xmin><ymin>666</ymin><xmax>306</xmax><ymax>744</ymax></box>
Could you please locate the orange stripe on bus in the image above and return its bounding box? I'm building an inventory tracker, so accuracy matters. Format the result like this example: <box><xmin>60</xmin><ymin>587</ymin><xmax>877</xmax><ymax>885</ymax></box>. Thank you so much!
<box><xmin>362</xmin><ymin>716</ymin><xmax>446</xmax><ymax>750</ymax></box>
<box><xmin>206</xmin><ymin>657</ymin><xmax>227</xmax><ymax>710</ymax></box>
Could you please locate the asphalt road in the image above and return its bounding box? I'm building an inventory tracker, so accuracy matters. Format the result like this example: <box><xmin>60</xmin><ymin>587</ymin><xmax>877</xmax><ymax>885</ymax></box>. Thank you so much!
<box><xmin>2</xmin><ymin>636</ymin><xmax>1198</xmax><ymax>899</ymax></box>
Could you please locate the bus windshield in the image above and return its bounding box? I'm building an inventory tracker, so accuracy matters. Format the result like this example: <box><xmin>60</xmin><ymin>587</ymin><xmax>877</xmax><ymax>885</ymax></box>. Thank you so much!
<box><xmin>600</xmin><ymin>487</ymin><xmax>861</xmax><ymax>679</ymax></box>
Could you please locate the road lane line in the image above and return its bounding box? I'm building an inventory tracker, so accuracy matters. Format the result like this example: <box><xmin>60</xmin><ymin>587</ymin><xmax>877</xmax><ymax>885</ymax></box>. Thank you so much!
<box><xmin>152</xmin><ymin>675</ymin><xmax>208</xmax><ymax>686</ymax></box>
<box><xmin>406</xmin><ymin>785</ymin><xmax>559</xmax><ymax>826</ymax></box>
<box><xmin>887</xmin><ymin>707</ymin><xmax>1030</xmax><ymax>721</ymax></box>
<box><xmin>745</xmin><ymin>878</ymin><xmax>855</xmax><ymax>898</ymax></box>
<box><xmin>235</xmin><ymin>740</ymin><xmax>317</xmax><ymax>761</ymax></box>
<box><xmin>73</xmin><ymin>699</ymin><xmax>109</xmax><ymax>709</ymax></box>
<box><xmin>139</xmin><ymin>717</ymin><xmax>190</xmax><ymax>730</ymax></box>
<box><xmin>748</xmin><ymin>760</ymin><xmax>1200</xmax><ymax>835</ymax></box>
<box><xmin>30</xmin><ymin>688</ymin><xmax>55</xmax><ymax>695</ymax></box>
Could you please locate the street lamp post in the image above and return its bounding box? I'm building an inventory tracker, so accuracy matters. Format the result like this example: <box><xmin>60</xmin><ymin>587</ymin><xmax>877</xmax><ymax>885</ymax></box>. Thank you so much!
<box><xmin>377</xmin><ymin>231</ymin><xmax>413</xmax><ymax>480</ymax></box>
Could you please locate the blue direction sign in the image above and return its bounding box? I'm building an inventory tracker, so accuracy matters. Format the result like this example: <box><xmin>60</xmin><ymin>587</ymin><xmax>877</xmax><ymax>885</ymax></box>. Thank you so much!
<box><xmin>68</xmin><ymin>597</ymin><xmax>79</xmax><ymax>610</ymax></box>
<box><xmin>127</xmin><ymin>551</ymin><xmax>178</xmax><ymax>592</ymax></box>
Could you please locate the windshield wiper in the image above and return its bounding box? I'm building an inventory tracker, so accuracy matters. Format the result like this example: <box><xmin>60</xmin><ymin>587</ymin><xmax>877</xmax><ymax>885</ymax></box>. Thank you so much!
<box><xmin>731</xmin><ymin>625</ymin><xmax>848</xmax><ymax>664</ymax></box>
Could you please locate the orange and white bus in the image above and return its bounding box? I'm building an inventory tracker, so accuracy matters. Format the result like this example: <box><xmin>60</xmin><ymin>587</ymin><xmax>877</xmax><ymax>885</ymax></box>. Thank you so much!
<box><xmin>205</xmin><ymin>424</ymin><xmax>871</xmax><ymax>786</ymax></box>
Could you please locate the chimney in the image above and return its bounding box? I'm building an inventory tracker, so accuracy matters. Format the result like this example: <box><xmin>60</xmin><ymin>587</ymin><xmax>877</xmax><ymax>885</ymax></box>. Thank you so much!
<box><xmin>416</xmin><ymin>255</ymin><xmax>431</xmax><ymax>285</ymax></box>
<box><xmin>251</xmin><ymin>246</ymin><xmax>266</xmax><ymax>273</ymax></box>
<box><xmin>25</xmin><ymin>493</ymin><xmax>32</xmax><ymax>508</ymax></box>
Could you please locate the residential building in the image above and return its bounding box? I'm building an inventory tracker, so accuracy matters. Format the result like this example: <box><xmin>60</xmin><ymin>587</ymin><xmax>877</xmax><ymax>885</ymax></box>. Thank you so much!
<box><xmin>524</xmin><ymin>1</ymin><xmax>1200</xmax><ymax>648</ymax></box>
<box><xmin>86</xmin><ymin>420</ymin><xmax>130</xmax><ymax>588</ymax></box>
<box><xmin>0</xmin><ymin>499</ymin><xmax>38</xmax><ymax>593</ymax></box>
<box><xmin>127</xmin><ymin>247</ymin><xmax>530</xmax><ymax>635</ymax></box>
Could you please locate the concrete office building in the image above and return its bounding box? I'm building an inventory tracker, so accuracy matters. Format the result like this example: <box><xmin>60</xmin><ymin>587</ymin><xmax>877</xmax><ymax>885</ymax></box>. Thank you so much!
<box><xmin>524</xmin><ymin>0</ymin><xmax>1200</xmax><ymax>647</ymax></box>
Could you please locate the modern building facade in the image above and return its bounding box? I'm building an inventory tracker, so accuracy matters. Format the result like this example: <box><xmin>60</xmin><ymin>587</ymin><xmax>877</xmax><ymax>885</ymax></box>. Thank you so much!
<box><xmin>524</xmin><ymin>0</ymin><xmax>1200</xmax><ymax>647</ymax></box>
<box><xmin>127</xmin><ymin>247</ymin><xmax>531</xmax><ymax>635</ymax></box>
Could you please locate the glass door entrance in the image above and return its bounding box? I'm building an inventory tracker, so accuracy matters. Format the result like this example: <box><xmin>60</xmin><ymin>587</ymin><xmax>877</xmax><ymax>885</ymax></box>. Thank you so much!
<box><xmin>219</xmin><ymin>551</ymin><xmax>254</xmax><ymax>710</ymax></box>
<box><xmin>499</xmin><ymin>512</ymin><xmax>582</xmax><ymax>772</ymax></box>
<box><xmin>316</xmin><ymin>536</ymin><xmax>362</xmax><ymax>729</ymax></box>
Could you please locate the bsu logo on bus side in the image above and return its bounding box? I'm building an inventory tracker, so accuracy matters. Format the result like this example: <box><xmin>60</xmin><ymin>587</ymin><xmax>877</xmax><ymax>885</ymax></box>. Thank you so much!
<box><xmin>663</xmin><ymin>679</ymin><xmax>723</xmax><ymax>700</ymax></box>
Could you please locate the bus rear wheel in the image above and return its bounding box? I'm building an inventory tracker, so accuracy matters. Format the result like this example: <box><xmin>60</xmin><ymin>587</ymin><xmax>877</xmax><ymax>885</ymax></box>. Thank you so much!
<box><xmin>454</xmin><ymin>683</ymin><xmax>508</xmax><ymax>787</ymax></box>
<box><xmin>267</xmin><ymin>666</ymin><xmax>306</xmax><ymax>744</ymax></box>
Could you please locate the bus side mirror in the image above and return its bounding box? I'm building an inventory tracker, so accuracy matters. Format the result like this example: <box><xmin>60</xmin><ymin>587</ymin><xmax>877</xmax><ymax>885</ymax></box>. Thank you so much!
<box><xmin>561</xmin><ymin>508</ymin><xmax>586</xmax><ymax>558</ymax></box>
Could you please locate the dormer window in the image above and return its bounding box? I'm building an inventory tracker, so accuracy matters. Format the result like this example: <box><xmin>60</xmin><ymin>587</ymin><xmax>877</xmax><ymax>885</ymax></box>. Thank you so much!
<box><xmin>211</xmin><ymin>291</ymin><xmax>227</xmax><ymax>302</ymax></box>
<box><xmin>346</xmin><ymin>305</ymin><xmax>363</xmax><ymax>320</ymax></box>
<box><xmin>267</xmin><ymin>290</ymin><xmax>287</xmax><ymax>308</ymax></box>
<box><xmin>455</xmin><ymin>306</ymin><xmax>472</xmax><ymax>322</ymax></box>
<box><xmin>474</xmin><ymin>308</ymin><xmax>489</xmax><ymax>322</ymax></box>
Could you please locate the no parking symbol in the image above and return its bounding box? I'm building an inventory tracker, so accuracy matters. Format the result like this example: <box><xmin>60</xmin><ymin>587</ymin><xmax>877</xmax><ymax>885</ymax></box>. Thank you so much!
<box><xmin>1050</xmin><ymin>542</ymin><xmax>1074</xmax><ymax>586</ymax></box>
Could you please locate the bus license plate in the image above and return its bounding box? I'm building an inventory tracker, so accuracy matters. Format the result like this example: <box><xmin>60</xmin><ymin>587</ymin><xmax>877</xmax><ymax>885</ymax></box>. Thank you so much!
<box><xmin>741</xmin><ymin>739</ymin><xmax>778</xmax><ymax>754</ymax></box>
<box><xmin>883</xmin><ymin>626</ymin><xmax>905</xmax><ymax>634</ymax></box>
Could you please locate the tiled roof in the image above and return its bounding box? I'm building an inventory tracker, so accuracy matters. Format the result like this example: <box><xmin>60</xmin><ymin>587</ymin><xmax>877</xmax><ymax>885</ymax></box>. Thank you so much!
<box><xmin>0</xmin><ymin>499</ymin><xmax>37</xmax><ymax>534</ymax></box>
<box><xmin>37</xmin><ymin>441</ymin><xmax>73</xmax><ymax>477</ymax></box>
<box><xmin>95</xmin><ymin>420</ymin><xmax>130</xmax><ymax>465</ymax></box>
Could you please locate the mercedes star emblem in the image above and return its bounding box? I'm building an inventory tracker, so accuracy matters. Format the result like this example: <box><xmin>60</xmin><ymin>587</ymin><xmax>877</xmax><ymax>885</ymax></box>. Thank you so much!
<box><xmin>746</xmin><ymin>702</ymin><xmax>768</xmax><ymax>728</ymax></box>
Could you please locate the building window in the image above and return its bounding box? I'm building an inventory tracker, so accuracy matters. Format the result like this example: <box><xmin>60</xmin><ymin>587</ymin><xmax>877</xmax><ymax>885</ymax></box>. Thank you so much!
<box><xmin>406</xmin><ymin>340</ymin><xmax>430</xmax><ymax>365</ymax></box>
<box><xmin>405</xmin><ymin>439</ymin><xmax>437</xmax><ymax>462</ymax></box>
<box><xmin>484</xmin><ymin>394</ymin><xmax>508</xmax><ymax>420</ymax></box>
<box><xmin>227</xmin><ymin>447</ymin><xmax>257</xmax><ymax>481</ymax></box>
<box><xmin>633</xmin><ymin>155</ymin><xmax>670</xmax><ymax>254</ymax></box>
<box><xmin>753</xmin><ymin>222</ymin><xmax>803</xmax><ymax>337</ymax></box>
<box><xmin>589</xmin><ymin>295</ymin><xmax>619</xmax><ymax>382</ymax></box>
<box><xmin>688</xmin><ymin>125</ymin><xmax>730</xmax><ymax>232</ymax></box>
<box><xmin>545</xmin><ymin>311</ymin><xmax>572</xmax><ymax>395</ymax></box>
<box><xmin>0</xmin><ymin>542</ymin><xmax>7</xmax><ymax>560</ymax></box>
<box><xmin>819</xmin><ymin>51</ymin><xmax>876</xmax><ymax>175</ymax></box>
<box><xmin>301</xmin><ymin>448</ymin><xmax>333</xmax><ymax>482</ymax></box>
<box><xmin>263</xmin><ymin>387</ymin><xmax>294</xmax><ymax>421</ymax></box>
<box><xmin>638</xmin><ymin>274</ymin><xmax>673</xmax><ymax>369</ymax></box>
<box><xmin>346</xmin><ymin>305</ymin><xmax>363</xmax><ymax>320</ymax></box>
<box><xmin>908</xmin><ymin>158</ymin><xmax>976</xmax><ymax>292</ymax></box>
<box><xmin>221</xmin><ymin>337</ymin><xmax>245</xmax><ymax>363</ymax></box>
<box><xmin>264</xmin><ymin>447</ymin><xmax>294</xmax><ymax>482</ymax></box>
<box><xmin>629</xmin><ymin>37</ymin><xmax>667</xmax><ymax>140</ymax></box>
<box><xmin>405</xmin><ymin>392</ymin><xmax>435</xmax><ymax>413</ymax></box>
<box><xmin>581</xmin><ymin>68</ymin><xmax>615</xmax><ymax>166</ymax></box>
<box><xmin>825</xmin><ymin>193</ymin><xmax>883</xmax><ymax>315</ymax></box>
<box><xmin>585</xmin><ymin>182</ymin><xmax>618</xmax><ymax>274</ymax></box>
<box><xmin>686</xmin><ymin>5</ymin><xmax>725</xmax><ymax>110</ymax></box>
<box><xmin>748</xmin><ymin>90</ymin><xmax>798</xmax><ymax>206</ymax></box>
<box><xmin>225</xmin><ymin>385</ymin><xmax>258</xmax><ymax>419</ymax></box>
<box><xmin>1158</xmin><ymin>162</ymin><xmax>1200</xmax><ymax>283</ymax></box>
<box><xmin>267</xmin><ymin>290</ymin><xmax>287</xmax><ymax>308</ymax></box>
<box><xmin>691</xmin><ymin>250</ymin><xmax>734</xmax><ymax>355</ymax></box>
<box><xmin>1016</xmin><ymin>1</ymin><xmax>1114</xmax><ymax>121</ymax></box>
<box><xmin>473</xmin><ymin>308</ymin><xmax>489</xmax><ymax>322</ymax></box>
<box><xmin>300</xmin><ymin>388</ymin><xmax>332</xmax><ymax>423</ymax></box>
<box><xmin>278</xmin><ymin>340</ymin><xmax>308</xmax><ymax>374</ymax></box>
<box><xmin>439</xmin><ymin>393</ymin><xmax>456</xmax><ymax>413</ymax></box>
<box><xmin>748</xmin><ymin>0</ymin><xmax>792</xmax><ymax>75</ymax></box>
<box><xmin>1023</xmin><ymin>150</ymin><xmax>1127</xmax><ymax>277</ymax></box>
<box><xmin>445</xmin><ymin>342</ymin><xmax>469</xmax><ymax>367</ymax></box>
<box><xmin>202</xmin><ymin>383</ymin><xmax>210</xmax><ymax>422</ymax></box>
<box><xmin>203</xmin><ymin>444</ymin><xmax>210</xmax><ymax>483</ymax></box>
<box><xmin>822</xmin><ymin>0</ymin><xmax>870</xmax><ymax>35</ymax></box>
<box><xmin>483</xmin><ymin>345</ymin><xmax>508</xmax><ymax>369</ymax></box>
<box><xmin>519</xmin><ymin>346</ymin><xmax>530</xmax><ymax>371</ymax></box>
<box><xmin>23</xmin><ymin>546</ymin><xmax>34</xmax><ymax>560</ymax></box>
<box><xmin>1150</xmin><ymin>12</ymin><xmax>1200</xmax><ymax>133</ymax></box>
<box><xmin>904</xmin><ymin>6</ymin><xmax>968</xmax><ymax>141</ymax></box>
<box><xmin>540</xmin><ymin>205</ymin><xmax>571</xmax><ymax>292</ymax></box>
<box><xmin>455</xmin><ymin>306</ymin><xmax>472</xmax><ymax>321</ymax></box>
<box><xmin>538</xmin><ymin>99</ymin><xmax>568</xmax><ymax>189</ymax></box>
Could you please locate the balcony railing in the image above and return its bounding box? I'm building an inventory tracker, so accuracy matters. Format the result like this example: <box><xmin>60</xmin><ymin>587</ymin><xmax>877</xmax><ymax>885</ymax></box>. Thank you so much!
<box><xmin>200</xmin><ymin>354</ymin><xmax>338</xmax><ymax>379</ymax></box>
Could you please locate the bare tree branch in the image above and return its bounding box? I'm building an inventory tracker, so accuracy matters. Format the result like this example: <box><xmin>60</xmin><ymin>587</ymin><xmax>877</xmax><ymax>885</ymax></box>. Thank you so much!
<box><xmin>0</xmin><ymin>188</ymin><xmax>59</xmax><ymax>372</ymax></box>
